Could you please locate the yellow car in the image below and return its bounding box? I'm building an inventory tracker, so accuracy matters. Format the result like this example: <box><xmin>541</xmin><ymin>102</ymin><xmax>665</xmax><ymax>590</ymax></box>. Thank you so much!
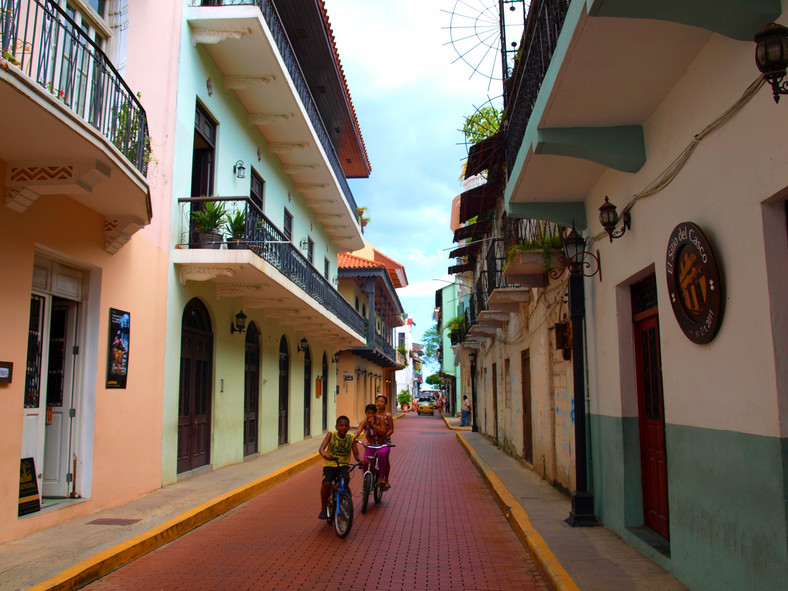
<box><xmin>417</xmin><ymin>397</ymin><xmax>434</xmax><ymax>415</ymax></box>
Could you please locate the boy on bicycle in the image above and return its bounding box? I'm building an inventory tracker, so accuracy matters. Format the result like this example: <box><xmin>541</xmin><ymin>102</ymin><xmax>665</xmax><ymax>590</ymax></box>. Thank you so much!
<box><xmin>318</xmin><ymin>415</ymin><xmax>361</xmax><ymax>520</ymax></box>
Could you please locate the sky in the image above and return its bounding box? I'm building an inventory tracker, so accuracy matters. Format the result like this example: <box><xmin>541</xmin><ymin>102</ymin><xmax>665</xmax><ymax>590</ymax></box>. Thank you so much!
<box><xmin>323</xmin><ymin>0</ymin><xmax>509</xmax><ymax>346</ymax></box>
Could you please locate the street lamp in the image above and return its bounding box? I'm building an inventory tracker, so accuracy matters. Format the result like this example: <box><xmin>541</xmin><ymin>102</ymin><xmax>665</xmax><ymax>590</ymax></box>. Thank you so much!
<box><xmin>561</xmin><ymin>228</ymin><xmax>600</xmax><ymax>527</ymax></box>
<box><xmin>755</xmin><ymin>23</ymin><xmax>788</xmax><ymax>103</ymax></box>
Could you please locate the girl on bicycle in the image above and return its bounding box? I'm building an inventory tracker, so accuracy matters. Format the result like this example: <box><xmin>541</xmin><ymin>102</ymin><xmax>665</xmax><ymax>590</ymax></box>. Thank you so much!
<box><xmin>374</xmin><ymin>394</ymin><xmax>394</xmax><ymax>488</ymax></box>
<box><xmin>355</xmin><ymin>400</ymin><xmax>392</xmax><ymax>489</ymax></box>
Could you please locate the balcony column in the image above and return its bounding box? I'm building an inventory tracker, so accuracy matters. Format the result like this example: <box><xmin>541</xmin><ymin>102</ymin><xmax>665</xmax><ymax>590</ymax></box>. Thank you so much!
<box><xmin>362</xmin><ymin>278</ymin><xmax>376</xmax><ymax>348</ymax></box>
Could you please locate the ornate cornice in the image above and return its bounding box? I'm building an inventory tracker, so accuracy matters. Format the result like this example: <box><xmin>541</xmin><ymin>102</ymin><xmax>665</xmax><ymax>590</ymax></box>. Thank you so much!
<box><xmin>224</xmin><ymin>75</ymin><xmax>274</xmax><ymax>89</ymax></box>
<box><xmin>191</xmin><ymin>27</ymin><xmax>250</xmax><ymax>45</ymax></box>
<box><xmin>178</xmin><ymin>265</ymin><xmax>238</xmax><ymax>285</ymax></box>
<box><xmin>269</xmin><ymin>142</ymin><xmax>309</xmax><ymax>153</ymax></box>
<box><xmin>248</xmin><ymin>112</ymin><xmax>293</xmax><ymax>126</ymax></box>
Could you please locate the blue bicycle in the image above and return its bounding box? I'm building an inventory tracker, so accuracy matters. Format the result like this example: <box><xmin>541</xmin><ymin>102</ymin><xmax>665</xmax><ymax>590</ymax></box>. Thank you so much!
<box><xmin>325</xmin><ymin>459</ymin><xmax>361</xmax><ymax>538</ymax></box>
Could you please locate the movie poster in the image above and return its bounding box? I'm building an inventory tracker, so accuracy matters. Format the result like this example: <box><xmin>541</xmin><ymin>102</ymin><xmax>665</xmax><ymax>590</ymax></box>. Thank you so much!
<box><xmin>106</xmin><ymin>308</ymin><xmax>130</xmax><ymax>389</ymax></box>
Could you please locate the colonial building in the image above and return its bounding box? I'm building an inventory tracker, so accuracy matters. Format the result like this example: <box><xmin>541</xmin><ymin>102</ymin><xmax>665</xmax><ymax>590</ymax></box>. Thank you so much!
<box><xmin>1</xmin><ymin>0</ymin><xmax>165</xmax><ymax>541</ymax></box>
<box><xmin>452</xmin><ymin>0</ymin><xmax>788</xmax><ymax>587</ymax></box>
<box><xmin>335</xmin><ymin>247</ymin><xmax>407</xmax><ymax>424</ymax></box>
<box><xmin>161</xmin><ymin>0</ymin><xmax>371</xmax><ymax>482</ymax></box>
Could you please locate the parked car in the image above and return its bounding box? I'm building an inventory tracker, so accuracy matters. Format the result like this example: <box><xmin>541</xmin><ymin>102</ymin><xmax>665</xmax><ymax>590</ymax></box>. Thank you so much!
<box><xmin>417</xmin><ymin>397</ymin><xmax>434</xmax><ymax>415</ymax></box>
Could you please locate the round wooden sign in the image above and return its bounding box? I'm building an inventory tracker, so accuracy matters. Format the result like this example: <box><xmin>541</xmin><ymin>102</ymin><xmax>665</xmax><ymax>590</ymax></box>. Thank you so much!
<box><xmin>665</xmin><ymin>222</ymin><xmax>724</xmax><ymax>344</ymax></box>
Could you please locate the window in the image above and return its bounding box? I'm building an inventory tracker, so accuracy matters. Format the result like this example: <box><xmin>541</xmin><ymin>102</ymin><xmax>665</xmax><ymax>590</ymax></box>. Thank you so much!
<box><xmin>283</xmin><ymin>209</ymin><xmax>293</xmax><ymax>241</ymax></box>
<box><xmin>307</xmin><ymin>238</ymin><xmax>314</xmax><ymax>263</ymax></box>
<box><xmin>250</xmin><ymin>170</ymin><xmax>265</xmax><ymax>211</ymax></box>
<box><xmin>398</xmin><ymin>333</ymin><xmax>405</xmax><ymax>348</ymax></box>
<box><xmin>324</xmin><ymin>258</ymin><xmax>330</xmax><ymax>279</ymax></box>
<box><xmin>354</xmin><ymin>296</ymin><xmax>359</xmax><ymax>311</ymax></box>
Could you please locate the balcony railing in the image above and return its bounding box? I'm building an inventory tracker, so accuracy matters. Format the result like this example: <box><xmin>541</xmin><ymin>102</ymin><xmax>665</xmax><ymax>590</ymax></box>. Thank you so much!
<box><xmin>505</xmin><ymin>0</ymin><xmax>570</xmax><ymax>175</ymax></box>
<box><xmin>178</xmin><ymin>196</ymin><xmax>365</xmax><ymax>338</ymax></box>
<box><xmin>503</xmin><ymin>217</ymin><xmax>564</xmax><ymax>255</ymax></box>
<box><xmin>1</xmin><ymin>0</ymin><xmax>150</xmax><ymax>175</ymax></box>
<box><xmin>189</xmin><ymin>0</ymin><xmax>357</xmax><ymax>215</ymax></box>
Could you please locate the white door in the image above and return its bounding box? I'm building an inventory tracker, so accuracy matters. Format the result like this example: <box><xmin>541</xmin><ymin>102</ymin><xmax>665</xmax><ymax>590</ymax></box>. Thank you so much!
<box><xmin>43</xmin><ymin>299</ymin><xmax>79</xmax><ymax>498</ymax></box>
<box><xmin>22</xmin><ymin>260</ymin><xmax>85</xmax><ymax>501</ymax></box>
<box><xmin>21</xmin><ymin>295</ymin><xmax>49</xmax><ymax>500</ymax></box>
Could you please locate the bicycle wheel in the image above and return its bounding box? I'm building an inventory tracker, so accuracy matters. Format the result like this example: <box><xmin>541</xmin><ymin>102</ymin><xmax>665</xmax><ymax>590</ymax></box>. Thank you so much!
<box><xmin>373</xmin><ymin>473</ymin><xmax>384</xmax><ymax>504</ymax></box>
<box><xmin>361</xmin><ymin>472</ymin><xmax>372</xmax><ymax>514</ymax></box>
<box><xmin>334</xmin><ymin>491</ymin><xmax>354</xmax><ymax>538</ymax></box>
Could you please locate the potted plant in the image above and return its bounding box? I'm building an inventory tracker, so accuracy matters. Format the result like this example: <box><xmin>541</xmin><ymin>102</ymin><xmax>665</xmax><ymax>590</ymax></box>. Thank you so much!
<box><xmin>223</xmin><ymin>209</ymin><xmax>246</xmax><ymax>249</ymax></box>
<box><xmin>191</xmin><ymin>201</ymin><xmax>226</xmax><ymax>249</ymax></box>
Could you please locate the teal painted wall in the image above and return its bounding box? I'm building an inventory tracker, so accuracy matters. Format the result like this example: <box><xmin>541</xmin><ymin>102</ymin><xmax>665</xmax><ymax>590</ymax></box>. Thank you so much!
<box><xmin>590</xmin><ymin>414</ymin><xmax>788</xmax><ymax>590</ymax></box>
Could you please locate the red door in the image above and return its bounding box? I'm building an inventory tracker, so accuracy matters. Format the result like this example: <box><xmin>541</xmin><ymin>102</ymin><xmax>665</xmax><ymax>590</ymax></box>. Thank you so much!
<box><xmin>634</xmin><ymin>311</ymin><xmax>669</xmax><ymax>538</ymax></box>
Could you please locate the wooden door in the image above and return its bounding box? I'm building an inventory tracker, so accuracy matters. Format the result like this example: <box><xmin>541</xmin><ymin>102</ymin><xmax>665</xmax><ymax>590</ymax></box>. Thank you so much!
<box><xmin>521</xmin><ymin>350</ymin><xmax>533</xmax><ymax>463</ymax></box>
<box><xmin>633</xmin><ymin>278</ymin><xmax>669</xmax><ymax>538</ymax></box>
<box><xmin>178</xmin><ymin>299</ymin><xmax>212</xmax><ymax>473</ymax></box>
<box><xmin>278</xmin><ymin>336</ymin><xmax>289</xmax><ymax>446</ymax></box>
<box><xmin>243</xmin><ymin>323</ymin><xmax>260</xmax><ymax>456</ymax></box>
<box><xmin>321</xmin><ymin>354</ymin><xmax>328</xmax><ymax>431</ymax></box>
<box><xmin>491</xmin><ymin>362</ymin><xmax>499</xmax><ymax>442</ymax></box>
<box><xmin>303</xmin><ymin>347</ymin><xmax>312</xmax><ymax>437</ymax></box>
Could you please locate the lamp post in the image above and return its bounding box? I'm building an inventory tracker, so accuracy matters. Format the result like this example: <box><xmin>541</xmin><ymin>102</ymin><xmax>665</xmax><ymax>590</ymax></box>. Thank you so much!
<box><xmin>562</xmin><ymin>227</ymin><xmax>599</xmax><ymax>527</ymax></box>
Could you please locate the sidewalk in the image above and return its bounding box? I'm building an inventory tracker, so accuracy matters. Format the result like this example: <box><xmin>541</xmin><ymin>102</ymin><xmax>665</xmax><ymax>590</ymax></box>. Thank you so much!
<box><xmin>0</xmin><ymin>414</ymin><xmax>687</xmax><ymax>591</ymax></box>
<box><xmin>443</xmin><ymin>414</ymin><xmax>687</xmax><ymax>591</ymax></box>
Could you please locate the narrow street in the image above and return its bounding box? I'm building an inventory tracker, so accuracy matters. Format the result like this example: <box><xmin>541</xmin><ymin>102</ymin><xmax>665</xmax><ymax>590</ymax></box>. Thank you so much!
<box><xmin>85</xmin><ymin>414</ymin><xmax>548</xmax><ymax>591</ymax></box>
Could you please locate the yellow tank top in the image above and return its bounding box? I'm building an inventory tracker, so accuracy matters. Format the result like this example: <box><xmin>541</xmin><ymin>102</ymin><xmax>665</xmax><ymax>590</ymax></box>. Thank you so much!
<box><xmin>322</xmin><ymin>431</ymin><xmax>355</xmax><ymax>467</ymax></box>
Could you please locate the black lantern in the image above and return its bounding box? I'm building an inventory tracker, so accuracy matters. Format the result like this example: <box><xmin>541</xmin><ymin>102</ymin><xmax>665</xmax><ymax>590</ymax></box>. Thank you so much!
<box><xmin>230</xmin><ymin>310</ymin><xmax>247</xmax><ymax>334</ymax></box>
<box><xmin>233</xmin><ymin>160</ymin><xmax>246</xmax><ymax>179</ymax></box>
<box><xmin>297</xmin><ymin>337</ymin><xmax>308</xmax><ymax>353</ymax></box>
<box><xmin>599</xmin><ymin>196</ymin><xmax>631</xmax><ymax>242</ymax></box>
<box><xmin>755</xmin><ymin>23</ymin><xmax>788</xmax><ymax>103</ymax></box>
<box><xmin>562</xmin><ymin>226</ymin><xmax>587</xmax><ymax>270</ymax></box>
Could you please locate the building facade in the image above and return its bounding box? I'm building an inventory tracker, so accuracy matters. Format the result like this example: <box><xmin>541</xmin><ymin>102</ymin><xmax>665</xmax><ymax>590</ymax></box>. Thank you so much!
<box><xmin>335</xmin><ymin>248</ymin><xmax>407</xmax><ymax>424</ymax></box>
<box><xmin>160</xmin><ymin>0</ymin><xmax>371</xmax><ymax>483</ymax></box>
<box><xmin>0</xmin><ymin>0</ymin><xmax>169</xmax><ymax>541</ymax></box>
<box><xmin>452</xmin><ymin>0</ymin><xmax>788</xmax><ymax>587</ymax></box>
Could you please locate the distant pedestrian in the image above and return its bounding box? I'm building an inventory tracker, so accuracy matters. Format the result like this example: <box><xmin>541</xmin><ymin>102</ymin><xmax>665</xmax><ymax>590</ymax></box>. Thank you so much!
<box><xmin>461</xmin><ymin>396</ymin><xmax>471</xmax><ymax>427</ymax></box>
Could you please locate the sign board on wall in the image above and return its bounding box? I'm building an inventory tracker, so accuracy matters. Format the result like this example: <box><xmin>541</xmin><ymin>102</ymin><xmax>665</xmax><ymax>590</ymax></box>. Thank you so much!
<box><xmin>19</xmin><ymin>458</ymin><xmax>40</xmax><ymax>516</ymax></box>
<box><xmin>665</xmin><ymin>222</ymin><xmax>724</xmax><ymax>344</ymax></box>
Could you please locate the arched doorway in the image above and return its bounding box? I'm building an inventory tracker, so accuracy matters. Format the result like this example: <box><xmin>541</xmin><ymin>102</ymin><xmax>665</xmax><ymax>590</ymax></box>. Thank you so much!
<box><xmin>244</xmin><ymin>323</ymin><xmax>260</xmax><ymax>456</ymax></box>
<box><xmin>278</xmin><ymin>336</ymin><xmax>289</xmax><ymax>445</ymax></box>
<box><xmin>178</xmin><ymin>298</ymin><xmax>213</xmax><ymax>473</ymax></box>
<box><xmin>303</xmin><ymin>346</ymin><xmax>312</xmax><ymax>437</ymax></box>
<box><xmin>322</xmin><ymin>353</ymin><xmax>329</xmax><ymax>431</ymax></box>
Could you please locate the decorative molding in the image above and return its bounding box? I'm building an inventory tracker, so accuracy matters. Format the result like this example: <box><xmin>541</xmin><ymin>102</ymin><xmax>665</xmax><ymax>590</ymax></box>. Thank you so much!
<box><xmin>224</xmin><ymin>75</ymin><xmax>274</xmax><ymax>89</ymax></box>
<box><xmin>216</xmin><ymin>283</ymin><xmax>267</xmax><ymax>298</ymax></box>
<box><xmin>5</xmin><ymin>187</ymin><xmax>40</xmax><ymax>213</ymax></box>
<box><xmin>269</xmin><ymin>142</ymin><xmax>309</xmax><ymax>154</ymax></box>
<box><xmin>242</xmin><ymin>297</ymin><xmax>285</xmax><ymax>309</ymax></box>
<box><xmin>11</xmin><ymin>165</ymin><xmax>73</xmax><ymax>182</ymax></box>
<box><xmin>104</xmin><ymin>218</ymin><xmax>143</xmax><ymax>254</ymax></box>
<box><xmin>282</xmin><ymin>163</ymin><xmax>319</xmax><ymax>174</ymax></box>
<box><xmin>178</xmin><ymin>265</ymin><xmax>238</xmax><ymax>285</ymax></box>
<box><xmin>191</xmin><ymin>27</ymin><xmax>250</xmax><ymax>45</ymax></box>
<box><xmin>7</xmin><ymin>161</ymin><xmax>110</xmax><ymax>195</ymax></box>
<box><xmin>248</xmin><ymin>112</ymin><xmax>293</xmax><ymax>126</ymax></box>
<box><xmin>295</xmin><ymin>183</ymin><xmax>329</xmax><ymax>192</ymax></box>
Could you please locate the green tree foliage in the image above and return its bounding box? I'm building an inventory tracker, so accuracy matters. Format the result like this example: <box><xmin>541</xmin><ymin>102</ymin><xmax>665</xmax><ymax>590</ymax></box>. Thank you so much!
<box><xmin>422</xmin><ymin>323</ymin><xmax>441</xmax><ymax>367</ymax></box>
<box><xmin>462</xmin><ymin>105</ymin><xmax>502</xmax><ymax>145</ymax></box>
<box><xmin>425</xmin><ymin>373</ymin><xmax>441</xmax><ymax>386</ymax></box>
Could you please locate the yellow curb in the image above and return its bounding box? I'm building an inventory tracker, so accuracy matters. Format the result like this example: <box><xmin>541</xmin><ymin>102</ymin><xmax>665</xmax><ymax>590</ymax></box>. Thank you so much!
<box><xmin>456</xmin><ymin>434</ymin><xmax>580</xmax><ymax>591</ymax></box>
<box><xmin>30</xmin><ymin>452</ymin><xmax>321</xmax><ymax>591</ymax></box>
<box><xmin>441</xmin><ymin>413</ymin><xmax>471</xmax><ymax>431</ymax></box>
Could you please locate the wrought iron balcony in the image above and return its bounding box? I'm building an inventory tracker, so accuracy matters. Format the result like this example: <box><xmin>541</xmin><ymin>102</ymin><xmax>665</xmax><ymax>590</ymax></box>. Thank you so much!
<box><xmin>177</xmin><ymin>196</ymin><xmax>365</xmax><ymax>338</ymax></box>
<box><xmin>189</xmin><ymin>0</ymin><xmax>357</xmax><ymax>216</ymax></box>
<box><xmin>353</xmin><ymin>333</ymin><xmax>401</xmax><ymax>369</ymax></box>
<box><xmin>0</xmin><ymin>0</ymin><xmax>150</xmax><ymax>175</ymax></box>
<box><xmin>504</xmin><ymin>0</ymin><xmax>570</xmax><ymax>176</ymax></box>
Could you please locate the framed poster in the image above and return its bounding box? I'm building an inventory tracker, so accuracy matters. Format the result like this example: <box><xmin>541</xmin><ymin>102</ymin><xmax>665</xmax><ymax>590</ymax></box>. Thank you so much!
<box><xmin>106</xmin><ymin>308</ymin><xmax>130</xmax><ymax>389</ymax></box>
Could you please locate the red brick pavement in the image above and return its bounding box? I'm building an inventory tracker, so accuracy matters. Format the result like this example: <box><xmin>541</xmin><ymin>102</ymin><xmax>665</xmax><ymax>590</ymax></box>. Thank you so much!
<box><xmin>85</xmin><ymin>413</ymin><xmax>547</xmax><ymax>591</ymax></box>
